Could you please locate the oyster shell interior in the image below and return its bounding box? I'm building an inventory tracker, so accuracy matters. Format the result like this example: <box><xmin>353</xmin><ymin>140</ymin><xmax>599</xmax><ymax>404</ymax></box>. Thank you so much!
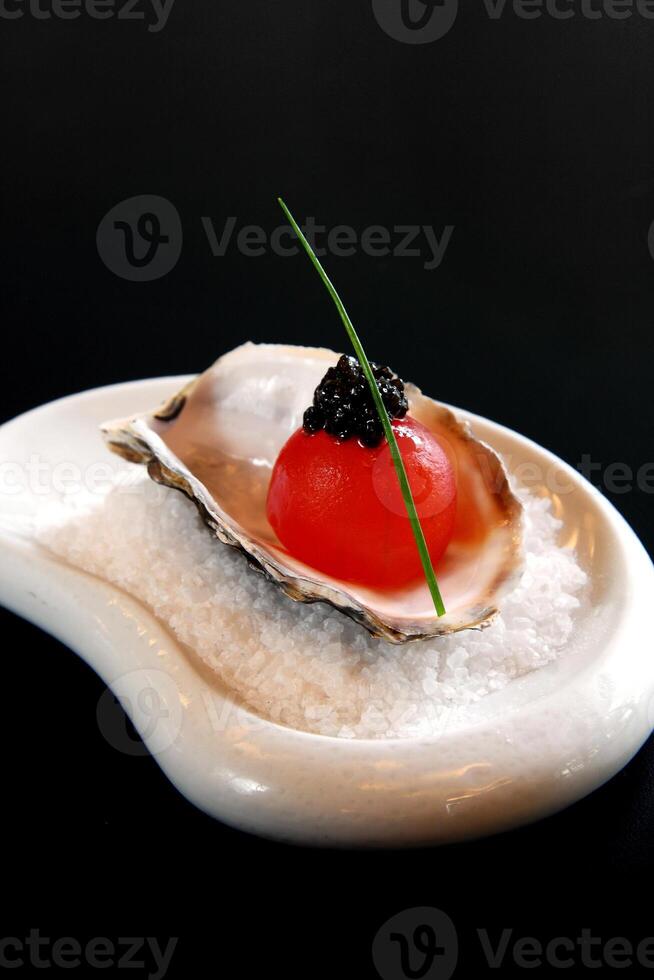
<box><xmin>103</xmin><ymin>343</ymin><xmax>523</xmax><ymax>643</ymax></box>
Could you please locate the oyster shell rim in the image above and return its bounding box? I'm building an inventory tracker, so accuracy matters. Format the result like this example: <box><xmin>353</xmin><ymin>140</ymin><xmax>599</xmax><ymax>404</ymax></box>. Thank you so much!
<box><xmin>102</xmin><ymin>343</ymin><xmax>524</xmax><ymax>644</ymax></box>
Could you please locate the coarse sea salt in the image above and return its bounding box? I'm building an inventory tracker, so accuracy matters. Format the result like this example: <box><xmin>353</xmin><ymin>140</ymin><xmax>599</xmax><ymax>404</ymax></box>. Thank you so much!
<box><xmin>38</xmin><ymin>467</ymin><xmax>587</xmax><ymax>739</ymax></box>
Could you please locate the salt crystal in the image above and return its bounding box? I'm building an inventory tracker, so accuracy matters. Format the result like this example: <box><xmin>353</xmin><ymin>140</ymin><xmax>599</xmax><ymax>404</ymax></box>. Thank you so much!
<box><xmin>37</xmin><ymin>473</ymin><xmax>588</xmax><ymax>739</ymax></box>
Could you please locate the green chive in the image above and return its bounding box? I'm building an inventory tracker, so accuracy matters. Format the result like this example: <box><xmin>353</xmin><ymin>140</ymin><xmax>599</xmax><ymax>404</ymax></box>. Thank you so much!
<box><xmin>277</xmin><ymin>198</ymin><xmax>446</xmax><ymax>618</ymax></box>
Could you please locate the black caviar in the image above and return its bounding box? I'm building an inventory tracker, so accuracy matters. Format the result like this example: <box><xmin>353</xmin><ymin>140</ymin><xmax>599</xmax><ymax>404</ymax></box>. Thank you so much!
<box><xmin>303</xmin><ymin>354</ymin><xmax>408</xmax><ymax>448</ymax></box>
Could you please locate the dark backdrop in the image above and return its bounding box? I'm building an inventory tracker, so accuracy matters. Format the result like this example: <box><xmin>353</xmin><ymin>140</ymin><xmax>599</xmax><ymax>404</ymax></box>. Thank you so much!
<box><xmin>2</xmin><ymin>2</ymin><xmax>653</xmax><ymax>977</ymax></box>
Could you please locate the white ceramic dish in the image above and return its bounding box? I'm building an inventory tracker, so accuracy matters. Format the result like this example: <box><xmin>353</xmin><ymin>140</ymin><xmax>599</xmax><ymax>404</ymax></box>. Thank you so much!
<box><xmin>1</xmin><ymin>378</ymin><xmax>653</xmax><ymax>847</ymax></box>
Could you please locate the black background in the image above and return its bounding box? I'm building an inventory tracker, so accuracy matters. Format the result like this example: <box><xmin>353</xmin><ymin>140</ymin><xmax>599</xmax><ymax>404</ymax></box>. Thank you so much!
<box><xmin>1</xmin><ymin>2</ymin><xmax>654</xmax><ymax>976</ymax></box>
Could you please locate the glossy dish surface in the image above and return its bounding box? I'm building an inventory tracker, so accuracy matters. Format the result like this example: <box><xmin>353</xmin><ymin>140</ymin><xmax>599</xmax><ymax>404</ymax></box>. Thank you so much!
<box><xmin>1</xmin><ymin>377</ymin><xmax>653</xmax><ymax>847</ymax></box>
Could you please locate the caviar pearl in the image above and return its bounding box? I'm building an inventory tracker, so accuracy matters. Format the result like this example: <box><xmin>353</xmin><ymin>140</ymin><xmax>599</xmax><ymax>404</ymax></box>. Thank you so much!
<box><xmin>303</xmin><ymin>355</ymin><xmax>408</xmax><ymax>447</ymax></box>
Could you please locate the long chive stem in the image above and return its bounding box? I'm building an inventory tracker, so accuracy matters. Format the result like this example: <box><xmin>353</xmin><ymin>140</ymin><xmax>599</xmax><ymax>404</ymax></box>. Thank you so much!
<box><xmin>277</xmin><ymin>198</ymin><xmax>446</xmax><ymax>617</ymax></box>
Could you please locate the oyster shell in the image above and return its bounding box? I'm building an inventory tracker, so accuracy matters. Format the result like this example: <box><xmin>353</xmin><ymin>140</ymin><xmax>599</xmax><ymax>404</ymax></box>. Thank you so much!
<box><xmin>102</xmin><ymin>343</ymin><xmax>523</xmax><ymax>643</ymax></box>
